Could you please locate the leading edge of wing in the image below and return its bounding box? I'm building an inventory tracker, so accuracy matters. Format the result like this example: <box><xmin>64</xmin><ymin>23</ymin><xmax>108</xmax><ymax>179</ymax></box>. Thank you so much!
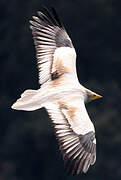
<box><xmin>29</xmin><ymin>7</ymin><xmax>76</xmax><ymax>86</ymax></box>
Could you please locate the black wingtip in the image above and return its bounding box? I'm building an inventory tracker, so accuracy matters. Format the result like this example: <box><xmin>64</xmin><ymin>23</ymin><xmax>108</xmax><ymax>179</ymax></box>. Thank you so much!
<box><xmin>60</xmin><ymin>131</ymin><xmax>96</xmax><ymax>175</ymax></box>
<box><xmin>37</xmin><ymin>6</ymin><xmax>64</xmax><ymax>28</ymax></box>
<box><xmin>51</xmin><ymin>7</ymin><xmax>64</xmax><ymax>28</ymax></box>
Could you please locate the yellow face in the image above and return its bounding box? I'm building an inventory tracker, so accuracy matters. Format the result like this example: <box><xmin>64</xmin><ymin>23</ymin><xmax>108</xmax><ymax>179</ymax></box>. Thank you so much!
<box><xmin>85</xmin><ymin>89</ymin><xmax>102</xmax><ymax>103</ymax></box>
<box><xmin>91</xmin><ymin>93</ymin><xmax>102</xmax><ymax>101</ymax></box>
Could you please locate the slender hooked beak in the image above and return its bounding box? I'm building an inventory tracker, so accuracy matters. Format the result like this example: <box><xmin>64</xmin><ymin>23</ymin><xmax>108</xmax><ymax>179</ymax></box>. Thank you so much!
<box><xmin>92</xmin><ymin>93</ymin><xmax>102</xmax><ymax>100</ymax></box>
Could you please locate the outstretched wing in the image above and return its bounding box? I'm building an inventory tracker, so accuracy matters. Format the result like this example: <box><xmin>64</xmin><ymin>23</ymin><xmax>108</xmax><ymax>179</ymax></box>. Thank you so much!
<box><xmin>46</xmin><ymin>100</ymin><xmax>96</xmax><ymax>175</ymax></box>
<box><xmin>30</xmin><ymin>8</ymin><xmax>77</xmax><ymax>87</ymax></box>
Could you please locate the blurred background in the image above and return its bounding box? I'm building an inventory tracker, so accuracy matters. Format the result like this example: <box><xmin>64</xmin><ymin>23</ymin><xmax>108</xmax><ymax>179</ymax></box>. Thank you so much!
<box><xmin>0</xmin><ymin>0</ymin><xmax>121</xmax><ymax>180</ymax></box>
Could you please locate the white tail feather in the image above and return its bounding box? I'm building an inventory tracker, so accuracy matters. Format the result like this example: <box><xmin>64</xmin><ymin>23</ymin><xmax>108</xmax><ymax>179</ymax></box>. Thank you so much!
<box><xmin>11</xmin><ymin>89</ymin><xmax>42</xmax><ymax>111</ymax></box>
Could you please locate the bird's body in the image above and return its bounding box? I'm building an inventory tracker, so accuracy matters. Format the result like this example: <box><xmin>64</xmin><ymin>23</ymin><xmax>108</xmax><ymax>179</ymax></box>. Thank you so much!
<box><xmin>12</xmin><ymin>8</ymin><xmax>102</xmax><ymax>175</ymax></box>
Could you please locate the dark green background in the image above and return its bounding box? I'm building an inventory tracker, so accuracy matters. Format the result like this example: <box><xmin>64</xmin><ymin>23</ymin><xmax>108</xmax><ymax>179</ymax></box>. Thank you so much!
<box><xmin>0</xmin><ymin>0</ymin><xmax>121</xmax><ymax>180</ymax></box>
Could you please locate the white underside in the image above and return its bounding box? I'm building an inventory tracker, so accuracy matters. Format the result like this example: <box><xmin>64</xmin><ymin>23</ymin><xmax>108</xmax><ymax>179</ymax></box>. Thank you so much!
<box><xmin>12</xmin><ymin>47</ymin><xmax>96</xmax><ymax>142</ymax></box>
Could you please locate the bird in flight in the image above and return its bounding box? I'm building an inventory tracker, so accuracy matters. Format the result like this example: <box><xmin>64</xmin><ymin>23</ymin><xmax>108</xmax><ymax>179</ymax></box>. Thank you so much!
<box><xmin>12</xmin><ymin>7</ymin><xmax>102</xmax><ymax>175</ymax></box>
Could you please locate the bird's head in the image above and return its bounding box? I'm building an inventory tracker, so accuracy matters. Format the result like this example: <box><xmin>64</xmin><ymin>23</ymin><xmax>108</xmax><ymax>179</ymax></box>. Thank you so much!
<box><xmin>85</xmin><ymin>89</ymin><xmax>102</xmax><ymax>103</ymax></box>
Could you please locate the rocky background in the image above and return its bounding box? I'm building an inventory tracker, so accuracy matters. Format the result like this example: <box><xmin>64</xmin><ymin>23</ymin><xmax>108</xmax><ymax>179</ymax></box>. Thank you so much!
<box><xmin>0</xmin><ymin>0</ymin><xmax>121</xmax><ymax>180</ymax></box>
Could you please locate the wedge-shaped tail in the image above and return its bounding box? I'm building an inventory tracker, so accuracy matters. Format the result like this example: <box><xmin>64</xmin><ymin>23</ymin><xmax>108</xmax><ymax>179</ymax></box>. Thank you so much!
<box><xmin>11</xmin><ymin>89</ymin><xmax>42</xmax><ymax>111</ymax></box>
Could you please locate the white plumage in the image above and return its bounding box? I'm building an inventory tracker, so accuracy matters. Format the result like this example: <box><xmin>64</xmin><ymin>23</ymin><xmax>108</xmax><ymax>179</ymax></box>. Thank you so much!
<box><xmin>12</xmin><ymin>7</ymin><xmax>102</xmax><ymax>175</ymax></box>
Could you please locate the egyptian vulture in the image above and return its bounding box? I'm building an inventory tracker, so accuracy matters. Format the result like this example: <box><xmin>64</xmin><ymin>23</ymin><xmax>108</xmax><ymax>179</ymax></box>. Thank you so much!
<box><xmin>12</xmin><ymin>7</ymin><xmax>102</xmax><ymax>175</ymax></box>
